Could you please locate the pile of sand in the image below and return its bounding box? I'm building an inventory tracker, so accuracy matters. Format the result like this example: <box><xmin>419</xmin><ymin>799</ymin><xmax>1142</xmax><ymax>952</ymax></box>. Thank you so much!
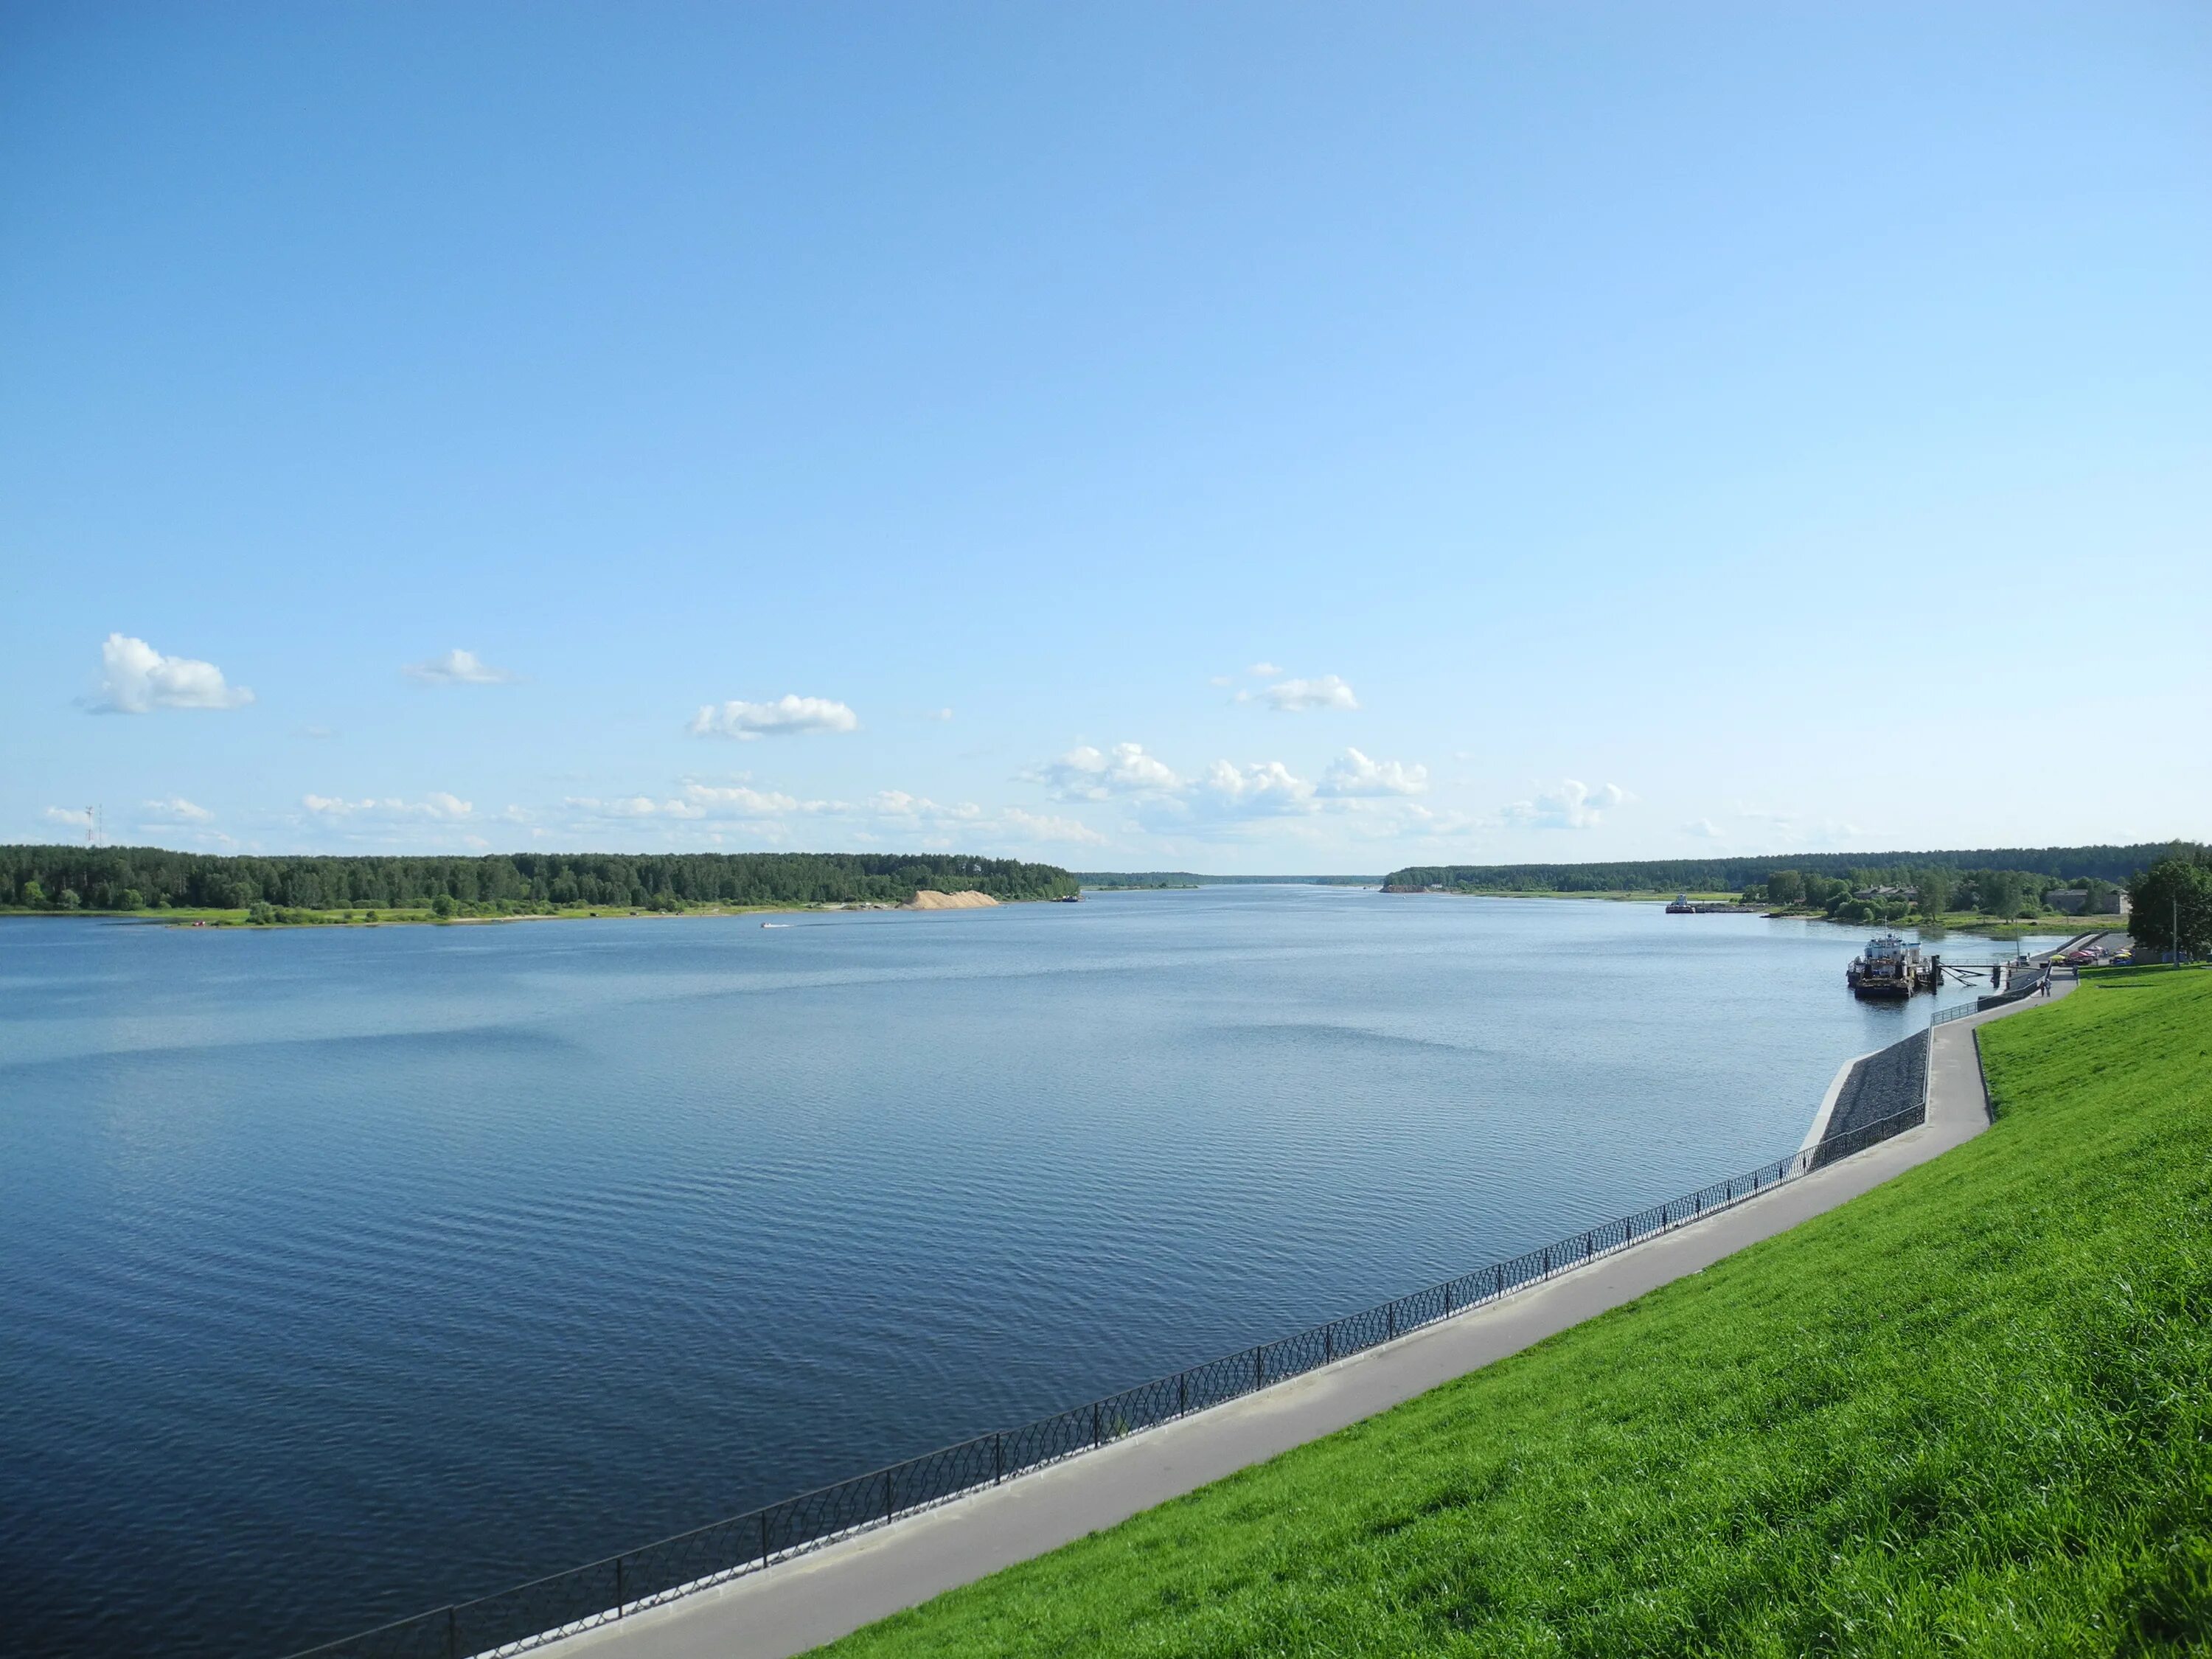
<box><xmin>904</xmin><ymin>889</ymin><xmax>999</xmax><ymax>911</ymax></box>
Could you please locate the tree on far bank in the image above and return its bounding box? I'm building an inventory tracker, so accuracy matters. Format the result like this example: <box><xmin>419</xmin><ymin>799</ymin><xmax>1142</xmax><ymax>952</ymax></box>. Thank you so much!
<box><xmin>1916</xmin><ymin>868</ymin><xmax>1952</xmax><ymax>915</ymax></box>
<box><xmin>2126</xmin><ymin>856</ymin><xmax>2212</xmax><ymax>959</ymax></box>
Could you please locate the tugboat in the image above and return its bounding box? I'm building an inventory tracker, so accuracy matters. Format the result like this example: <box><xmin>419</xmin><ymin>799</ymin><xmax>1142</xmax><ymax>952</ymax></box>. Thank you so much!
<box><xmin>1846</xmin><ymin>932</ymin><xmax>1941</xmax><ymax>998</ymax></box>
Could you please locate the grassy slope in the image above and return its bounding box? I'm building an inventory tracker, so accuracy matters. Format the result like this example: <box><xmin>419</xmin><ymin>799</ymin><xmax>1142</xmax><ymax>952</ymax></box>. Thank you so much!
<box><xmin>827</xmin><ymin>970</ymin><xmax>2212</xmax><ymax>1657</ymax></box>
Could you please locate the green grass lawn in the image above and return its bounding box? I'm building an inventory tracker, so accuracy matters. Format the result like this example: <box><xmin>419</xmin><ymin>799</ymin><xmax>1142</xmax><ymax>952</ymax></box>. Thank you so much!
<box><xmin>824</xmin><ymin>968</ymin><xmax>2212</xmax><ymax>1658</ymax></box>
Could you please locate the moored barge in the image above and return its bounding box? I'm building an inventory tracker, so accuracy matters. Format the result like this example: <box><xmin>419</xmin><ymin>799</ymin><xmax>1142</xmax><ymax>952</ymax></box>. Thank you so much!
<box><xmin>1846</xmin><ymin>932</ymin><xmax>1941</xmax><ymax>997</ymax></box>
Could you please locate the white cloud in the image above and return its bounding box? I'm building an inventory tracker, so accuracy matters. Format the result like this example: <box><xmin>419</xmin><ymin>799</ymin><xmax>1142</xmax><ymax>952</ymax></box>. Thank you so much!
<box><xmin>689</xmin><ymin>695</ymin><xmax>858</xmax><ymax>740</ymax></box>
<box><xmin>563</xmin><ymin>795</ymin><xmax>704</xmax><ymax>821</ymax></box>
<box><xmin>405</xmin><ymin>648</ymin><xmax>515</xmax><ymax>686</ymax></box>
<box><xmin>1246</xmin><ymin>661</ymin><xmax>1283</xmax><ymax>677</ymax></box>
<box><xmin>1500</xmin><ymin>779</ymin><xmax>1634</xmax><ymax>831</ymax></box>
<box><xmin>1001</xmin><ymin>807</ymin><xmax>1107</xmax><ymax>844</ymax></box>
<box><xmin>869</xmin><ymin>790</ymin><xmax>984</xmax><ymax>822</ymax></box>
<box><xmin>1727</xmin><ymin>806</ymin><xmax>1868</xmax><ymax>849</ymax></box>
<box><xmin>303</xmin><ymin>792</ymin><xmax>473</xmax><ymax>821</ymax></box>
<box><xmin>42</xmin><ymin>806</ymin><xmax>90</xmax><ymax>828</ymax></box>
<box><xmin>88</xmin><ymin>633</ymin><xmax>253</xmax><ymax>714</ymax></box>
<box><xmin>561</xmin><ymin>782</ymin><xmax>852</xmax><ymax>826</ymax></box>
<box><xmin>142</xmin><ymin>797</ymin><xmax>215</xmax><ymax>823</ymax></box>
<box><xmin>1406</xmin><ymin>804</ymin><xmax>1484</xmax><ymax>838</ymax></box>
<box><xmin>684</xmin><ymin>783</ymin><xmax>807</xmax><ymax>817</ymax></box>
<box><xmin>1684</xmin><ymin>818</ymin><xmax>1724</xmax><ymax>839</ymax></box>
<box><xmin>928</xmin><ymin>707</ymin><xmax>954</xmax><ymax>721</ymax></box>
<box><xmin>1238</xmin><ymin>673</ymin><xmax>1359</xmax><ymax>713</ymax></box>
<box><xmin>1318</xmin><ymin>748</ymin><xmax>1428</xmax><ymax>798</ymax></box>
<box><xmin>1200</xmin><ymin>759</ymin><xmax>1318</xmax><ymax>815</ymax></box>
<box><xmin>1025</xmin><ymin>742</ymin><xmax>1181</xmax><ymax>801</ymax></box>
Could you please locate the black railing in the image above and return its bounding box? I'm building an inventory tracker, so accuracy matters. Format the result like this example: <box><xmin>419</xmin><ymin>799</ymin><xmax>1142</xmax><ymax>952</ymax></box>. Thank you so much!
<box><xmin>284</xmin><ymin>1097</ymin><xmax>1931</xmax><ymax>1659</ymax></box>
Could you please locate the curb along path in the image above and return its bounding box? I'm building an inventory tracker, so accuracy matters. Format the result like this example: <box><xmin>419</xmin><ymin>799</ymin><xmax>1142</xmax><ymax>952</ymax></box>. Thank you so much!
<box><xmin>542</xmin><ymin>979</ymin><xmax>2075</xmax><ymax>1659</ymax></box>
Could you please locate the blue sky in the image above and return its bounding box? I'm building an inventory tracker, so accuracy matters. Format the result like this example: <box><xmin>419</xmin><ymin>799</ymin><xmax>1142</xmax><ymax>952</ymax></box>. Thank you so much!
<box><xmin>4</xmin><ymin>2</ymin><xmax>2206</xmax><ymax>872</ymax></box>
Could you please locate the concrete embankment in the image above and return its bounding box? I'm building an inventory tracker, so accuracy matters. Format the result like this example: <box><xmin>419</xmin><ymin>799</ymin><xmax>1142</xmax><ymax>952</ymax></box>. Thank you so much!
<box><xmin>537</xmin><ymin>978</ymin><xmax>2075</xmax><ymax>1659</ymax></box>
<box><xmin>1807</xmin><ymin>1029</ymin><xmax>1931</xmax><ymax>1168</ymax></box>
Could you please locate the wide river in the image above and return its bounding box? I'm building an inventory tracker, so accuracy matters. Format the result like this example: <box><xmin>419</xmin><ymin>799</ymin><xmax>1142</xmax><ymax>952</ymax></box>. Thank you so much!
<box><xmin>0</xmin><ymin>889</ymin><xmax>2077</xmax><ymax>1657</ymax></box>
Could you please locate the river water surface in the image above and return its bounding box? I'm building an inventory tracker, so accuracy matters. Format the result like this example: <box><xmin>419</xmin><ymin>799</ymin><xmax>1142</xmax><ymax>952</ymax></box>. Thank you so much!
<box><xmin>0</xmin><ymin>889</ymin><xmax>2075</xmax><ymax>1656</ymax></box>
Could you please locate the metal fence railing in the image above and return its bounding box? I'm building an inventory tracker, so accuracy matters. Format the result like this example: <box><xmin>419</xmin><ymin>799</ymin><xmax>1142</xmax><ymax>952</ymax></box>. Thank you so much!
<box><xmin>282</xmin><ymin>1096</ymin><xmax>1933</xmax><ymax>1659</ymax></box>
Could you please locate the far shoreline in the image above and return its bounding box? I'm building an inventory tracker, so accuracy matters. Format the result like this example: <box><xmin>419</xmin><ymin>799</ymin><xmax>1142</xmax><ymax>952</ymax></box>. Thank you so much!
<box><xmin>1379</xmin><ymin>886</ymin><xmax>2121</xmax><ymax>941</ymax></box>
<box><xmin>0</xmin><ymin>891</ymin><xmax>1030</xmax><ymax>931</ymax></box>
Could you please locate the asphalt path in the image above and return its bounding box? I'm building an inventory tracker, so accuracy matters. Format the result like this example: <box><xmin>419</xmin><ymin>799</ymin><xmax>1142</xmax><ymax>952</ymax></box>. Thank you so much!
<box><xmin>540</xmin><ymin>977</ymin><xmax>2073</xmax><ymax>1659</ymax></box>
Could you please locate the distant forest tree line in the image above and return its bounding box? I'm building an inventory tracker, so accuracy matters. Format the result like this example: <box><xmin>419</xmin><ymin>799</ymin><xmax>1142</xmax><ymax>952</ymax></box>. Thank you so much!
<box><xmin>0</xmin><ymin>847</ymin><xmax>1078</xmax><ymax>915</ymax></box>
<box><xmin>1745</xmin><ymin>867</ymin><xmax>2125</xmax><ymax>927</ymax></box>
<box><xmin>1385</xmin><ymin>843</ymin><xmax>2212</xmax><ymax>936</ymax></box>
<box><xmin>1383</xmin><ymin>844</ymin><xmax>2180</xmax><ymax>897</ymax></box>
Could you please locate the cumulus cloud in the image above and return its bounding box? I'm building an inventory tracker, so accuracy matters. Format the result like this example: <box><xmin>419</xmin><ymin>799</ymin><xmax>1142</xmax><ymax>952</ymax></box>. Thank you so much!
<box><xmin>405</xmin><ymin>648</ymin><xmax>515</xmax><ymax>686</ymax></box>
<box><xmin>142</xmin><ymin>797</ymin><xmax>215</xmax><ymax>823</ymax></box>
<box><xmin>1500</xmin><ymin>780</ymin><xmax>1634</xmax><ymax>831</ymax></box>
<box><xmin>869</xmin><ymin>790</ymin><xmax>984</xmax><ymax>822</ymax></box>
<box><xmin>563</xmin><ymin>795</ymin><xmax>705</xmax><ymax>821</ymax></box>
<box><xmin>87</xmin><ymin>633</ymin><xmax>253</xmax><ymax>714</ymax></box>
<box><xmin>1405</xmin><ymin>804</ymin><xmax>1484</xmax><ymax>838</ymax></box>
<box><xmin>1024</xmin><ymin>742</ymin><xmax>1181</xmax><ymax>801</ymax></box>
<box><xmin>1237</xmin><ymin>673</ymin><xmax>1358</xmax><ymax>713</ymax></box>
<box><xmin>1727</xmin><ymin>806</ymin><xmax>1868</xmax><ymax>849</ymax></box>
<box><xmin>1001</xmin><ymin>807</ymin><xmax>1107</xmax><ymax>844</ymax></box>
<box><xmin>42</xmin><ymin>806</ymin><xmax>90</xmax><ymax>828</ymax></box>
<box><xmin>1200</xmin><ymin>759</ymin><xmax>1318</xmax><ymax>815</ymax></box>
<box><xmin>684</xmin><ymin>783</ymin><xmax>810</xmax><ymax>816</ymax></box>
<box><xmin>1684</xmin><ymin>818</ymin><xmax>1724</xmax><ymax>839</ymax></box>
<box><xmin>1246</xmin><ymin>662</ymin><xmax>1283</xmax><ymax>678</ymax></box>
<box><xmin>1318</xmin><ymin>748</ymin><xmax>1428</xmax><ymax>798</ymax></box>
<box><xmin>303</xmin><ymin>792</ymin><xmax>473</xmax><ymax>821</ymax></box>
<box><xmin>689</xmin><ymin>695</ymin><xmax>858</xmax><ymax>740</ymax></box>
<box><xmin>561</xmin><ymin>782</ymin><xmax>849</xmax><ymax>825</ymax></box>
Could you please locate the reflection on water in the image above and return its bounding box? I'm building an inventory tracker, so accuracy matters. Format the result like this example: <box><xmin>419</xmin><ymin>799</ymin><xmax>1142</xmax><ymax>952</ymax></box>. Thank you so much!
<box><xmin>0</xmin><ymin>893</ymin><xmax>2076</xmax><ymax>1657</ymax></box>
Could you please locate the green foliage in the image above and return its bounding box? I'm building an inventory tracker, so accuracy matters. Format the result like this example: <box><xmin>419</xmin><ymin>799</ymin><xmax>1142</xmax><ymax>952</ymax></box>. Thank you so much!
<box><xmin>118</xmin><ymin>888</ymin><xmax>145</xmax><ymax>910</ymax></box>
<box><xmin>430</xmin><ymin>893</ymin><xmax>457</xmax><ymax>919</ymax></box>
<box><xmin>828</xmin><ymin>972</ymin><xmax>2212</xmax><ymax>1658</ymax></box>
<box><xmin>56</xmin><ymin>888</ymin><xmax>80</xmax><ymax>910</ymax></box>
<box><xmin>2127</xmin><ymin>853</ymin><xmax>2212</xmax><ymax>957</ymax></box>
<box><xmin>1763</xmin><ymin>868</ymin><xmax>1805</xmax><ymax>905</ymax></box>
<box><xmin>1385</xmin><ymin>842</ymin><xmax>2174</xmax><ymax>896</ymax></box>
<box><xmin>0</xmin><ymin>846</ymin><xmax>1080</xmax><ymax>915</ymax></box>
<box><xmin>1916</xmin><ymin>866</ymin><xmax>1952</xmax><ymax>915</ymax></box>
<box><xmin>1975</xmin><ymin>868</ymin><xmax>2028</xmax><ymax>917</ymax></box>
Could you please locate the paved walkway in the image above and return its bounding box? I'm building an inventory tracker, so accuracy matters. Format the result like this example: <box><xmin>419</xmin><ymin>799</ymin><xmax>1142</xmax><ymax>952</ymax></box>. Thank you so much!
<box><xmin>544</xmin><ymin>979</ymin><xmax>2073</xmax><ymax>1659</ymax></box>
